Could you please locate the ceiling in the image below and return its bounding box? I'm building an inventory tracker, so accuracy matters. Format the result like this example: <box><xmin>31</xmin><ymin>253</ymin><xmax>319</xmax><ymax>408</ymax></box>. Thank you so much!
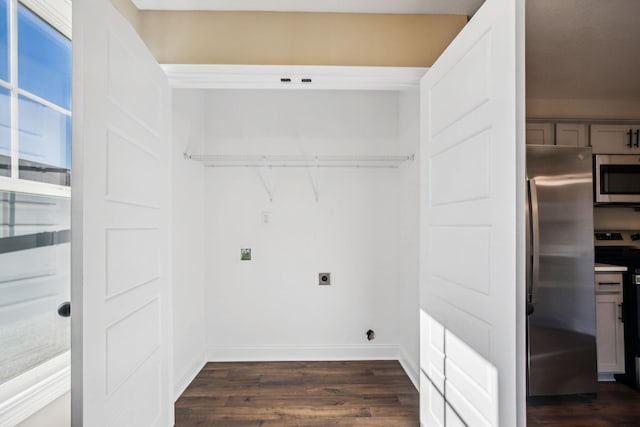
<box><xmin>131</xmin><ymin>0</ymin><xmax>484</xmax><ymax>15</ymax></box>
<box><xmin>527</xmin><ymin>0</ymin><xmax>640</xmax><ymax>101</ymax></box>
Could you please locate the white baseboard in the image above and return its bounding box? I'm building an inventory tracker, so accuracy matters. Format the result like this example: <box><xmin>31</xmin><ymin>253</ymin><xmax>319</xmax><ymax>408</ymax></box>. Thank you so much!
<box><xmin>207</xmin><ymin>344</ymin><xmax>400</xmax><ymax>362</ymax></box>
<box><xmin>174</xmin><ymin>353</ymin><xmax>207</xmax><ymax>401</ymax></box>
<box><xmin>0</xmin><ymin>353</ymin><xmax>70</xmax><ymax>427</ymax></box>
<box><xmin>597</xmin><ymin>373</ymin><xmax>617</xmax><ymax>382</ymax></box>
<box><xmin>399</xmin><ymin>346</ymin><xmax>419</xmax><ymax>391</ymax></box>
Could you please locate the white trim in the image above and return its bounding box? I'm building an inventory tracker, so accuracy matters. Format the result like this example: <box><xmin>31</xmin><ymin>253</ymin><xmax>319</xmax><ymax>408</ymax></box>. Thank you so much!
<box><xmin>132</xmin><ymin>0</ymin><xmax>483</xmax><ymax>16</ymax></box>
<box><xmin>161</xmin><ymin>64</ymin><xmax>428</xmax><ymax>91</ymax></box>
<box><xmin>174</xmin><ymin>355</ymin><xmax>206</xmax><ymax>401</ymax></box>
<box><xmin>9</xmin><ymin>0</ymin><xmax>18</xmax><ymax>180</ymax></box>
<box><xmin>207</xmin><ymin>344</ymin><xmax>401</xmax><ymax>361</ymax></box>
<box><xmin>19</xmin><ymin>0</ymin><xmax>72</xmax><ymax>39</ymax></box>
<box><xmin>597</xmin><ymin>373</ymin><xmax>617</xmax><ymax>382</ymax></box>
<box><xmin>18</xmin><ymin>88</ymin><xmax>72</xmax><ymax>117</ymax></box>
<box><xmin>399</xmin><ymin>346</ymin><xmax>420</xmax><ymax>391</ymax></box>
<box><xmin>0</xmin><ymin>175</ymin><xmax>71</xmax><ymax>198</ymax></box>
<box><xmin>0</xmin><ymin>352</ymin><xmax>70</xmax><ymax>427</ymax></box>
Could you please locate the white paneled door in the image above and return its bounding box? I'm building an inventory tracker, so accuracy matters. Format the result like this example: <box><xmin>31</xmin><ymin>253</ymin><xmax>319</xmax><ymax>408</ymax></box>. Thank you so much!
<box><xmin>419</xmin><ymin>0</ymin><xmax>524</xmax><ymax>425</ymax></box>
<box><xmin>72</xmin><ymin>0</ymin><xmax>173</xmax><ymax>425</ymax></box>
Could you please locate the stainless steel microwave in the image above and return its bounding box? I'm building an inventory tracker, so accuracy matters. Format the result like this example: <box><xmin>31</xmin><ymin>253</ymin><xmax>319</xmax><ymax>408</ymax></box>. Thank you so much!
<box><xmin>595</xmin><ymin>154</ymin><xmax>640</xmax><ymax>204</ymax></box>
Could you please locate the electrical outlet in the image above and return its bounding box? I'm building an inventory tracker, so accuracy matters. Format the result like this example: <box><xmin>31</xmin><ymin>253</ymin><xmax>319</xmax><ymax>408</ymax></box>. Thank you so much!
<box><xmin>319</xmin><ymin>272</ymin><xmax>331</xmax><ymax>285</ymax></box>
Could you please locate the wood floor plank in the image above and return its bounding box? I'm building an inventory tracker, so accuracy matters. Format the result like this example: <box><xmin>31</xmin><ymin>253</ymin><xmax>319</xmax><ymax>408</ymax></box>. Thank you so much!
<box><xmin>178</xmin><ymin>362</ymin><xmax>640</xmax><ymax>426</ymax></box>
<box><xmin>527</xmin><ymin>382</ymin><xmax>640</xmax><ymax>427</ymax></box>
<box><xmin>175</xmin><ymin>360</ymin><xmax>419</xmax><ymax>426</ymax></box>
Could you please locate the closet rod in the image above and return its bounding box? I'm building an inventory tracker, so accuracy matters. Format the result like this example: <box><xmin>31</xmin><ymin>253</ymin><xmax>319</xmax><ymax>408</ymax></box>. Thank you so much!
<box><xmin>185</xmin><ymin>154</ymin><xmax>414</xmax><ymax>168</ymax></box>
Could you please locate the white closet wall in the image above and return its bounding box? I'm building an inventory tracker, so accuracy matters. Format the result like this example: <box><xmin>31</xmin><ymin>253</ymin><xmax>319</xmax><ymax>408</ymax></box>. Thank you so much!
<box><xmin>173</xmin><ymin>88</ymin><xmax>420</xmax><ymax>384</ymax></box>
<box><xmin>396</xmin><ymin>89</ymin><xmax>421</xmax><ymax>384</ymax></box>
<box><xmin>171</xmin><ymin>90</ymin><xmax>207</xmax><ymax>399</ymax></box>
<box><xmin>203</xmin><ymin>89</ymin><xmax>403</xmax><ymax>360</ymax></box>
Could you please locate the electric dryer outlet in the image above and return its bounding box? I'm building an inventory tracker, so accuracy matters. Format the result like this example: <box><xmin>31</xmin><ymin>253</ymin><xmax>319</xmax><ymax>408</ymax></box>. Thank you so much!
<box><xmin>318</xmin><ymin>273</ymin><xmax>331</xmax><ymax>285</ymax></box>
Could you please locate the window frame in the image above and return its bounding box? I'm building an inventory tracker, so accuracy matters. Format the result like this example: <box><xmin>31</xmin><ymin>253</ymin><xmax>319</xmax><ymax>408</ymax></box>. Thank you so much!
<box><xmin>0</xmin><ymin>2</ymin><xmax>71</xmax><ymax>425</ymax></box>
<box><xmin>0</xmin><ymin>0</ymin><xmax>71</xmax><ymax>198</ymax></box>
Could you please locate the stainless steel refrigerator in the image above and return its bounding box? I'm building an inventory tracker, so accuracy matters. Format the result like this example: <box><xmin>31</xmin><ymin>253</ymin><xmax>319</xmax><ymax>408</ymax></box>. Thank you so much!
<box><xmin>526</xmin><ymin>145</ymin><xmax>597</xmax><ymax>396</ymax></box>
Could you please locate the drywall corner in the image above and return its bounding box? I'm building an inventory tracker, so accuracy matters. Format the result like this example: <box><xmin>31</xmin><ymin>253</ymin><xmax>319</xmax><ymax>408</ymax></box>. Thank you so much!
<box><xmin>173</xmin><ymin>355</ymin><xmax>206</xmax><ymax>401</ymax></box>
<box><xmin>399</xmin><ymin>346</ymin><xmax>419</xmax><ymax>391</ymax></box>
<box><xmin>171</xmin><ymin>89</ymin><xmax>207</xmax><ymax>404</ymax></box>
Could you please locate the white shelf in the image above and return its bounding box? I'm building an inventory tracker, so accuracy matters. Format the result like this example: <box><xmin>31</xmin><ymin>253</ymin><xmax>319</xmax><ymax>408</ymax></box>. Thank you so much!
<box><xmin>186</xmin><ymin>153</ymin><xmax>414</xmax><ymax>201</ymax></box>
<box><xmin>186</xmin><ymin>154</ymin><xmax>414</xmax><ymax>169</ymax></box>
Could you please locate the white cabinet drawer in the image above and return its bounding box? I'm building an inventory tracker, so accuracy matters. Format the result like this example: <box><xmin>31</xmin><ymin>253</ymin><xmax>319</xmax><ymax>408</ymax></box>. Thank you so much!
<box><xmin>595</xmin><ymin>272</ymin><xmax>623</xmax><ymax>293</ymax></box>
<box><xmin>596</xmin><ymin>273</ymin><xmax>622</xmax><ymax>292</ymax></box>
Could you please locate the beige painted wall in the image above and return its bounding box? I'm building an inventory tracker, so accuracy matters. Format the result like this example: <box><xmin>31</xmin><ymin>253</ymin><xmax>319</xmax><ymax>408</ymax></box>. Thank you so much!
<box><xmin>527</xmin><ymin>98</ymin><xmax>640</xmax><ymax>121</ymax></box>
<box><xmin>137</xmin><ymin>11</ymin><xmax>465</xmax><ymax>66</ymax></box>
<box><xmin>111</xmin><ymin>0</ymin><xmax>141</xmax><ymax>33</ymax></box>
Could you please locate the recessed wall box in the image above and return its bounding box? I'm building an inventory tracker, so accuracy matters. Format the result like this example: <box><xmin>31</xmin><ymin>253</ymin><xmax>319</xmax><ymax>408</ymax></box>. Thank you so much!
<box><xmin>319</xmin><ymin>273</ymin><xmax>331</xmax><ymax>285</ymax></box>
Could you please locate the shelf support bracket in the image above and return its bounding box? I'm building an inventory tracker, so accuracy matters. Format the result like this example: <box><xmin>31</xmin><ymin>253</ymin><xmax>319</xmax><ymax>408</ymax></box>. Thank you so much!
<box><xmin>255</xmin><ymin>157</ymin><xmax>273</xmax><ymax>202</ymax></box>
<box><xmin>305</xmin><ymin>157</ymin><xmax>320</xmax><ymax>202</ymax></box>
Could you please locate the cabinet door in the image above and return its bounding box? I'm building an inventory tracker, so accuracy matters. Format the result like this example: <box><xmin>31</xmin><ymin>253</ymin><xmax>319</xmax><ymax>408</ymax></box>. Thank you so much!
<box><xmin>526</xmin><ymin>122</ymin><xmax>554</xmax><ymax>145</ymax></box>
<box><xmin>596</xmin><ymin>292</ymin><xmax>625</xmax><ymax>373</ymax></box>
<box><xmin>556</xmin><ymin>123</ymin><xmax>588</xmax><ymax>147</ymax></box>
<box><xmin>591</xmin><ymin>124</ymin><xmax>640</xmax><ymax>154</ymax></box>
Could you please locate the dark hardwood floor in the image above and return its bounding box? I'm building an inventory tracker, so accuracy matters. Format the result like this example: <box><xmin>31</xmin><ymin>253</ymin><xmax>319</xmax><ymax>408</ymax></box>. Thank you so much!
<box><xmin>527</xmin><ymin>382</ymin><xmax>640</xmax><ymax>426</ymax></box>
<box><xmin>175</xmin><ymin>360</ymin><xmax>419</xmax><ymax>426</ymax></box>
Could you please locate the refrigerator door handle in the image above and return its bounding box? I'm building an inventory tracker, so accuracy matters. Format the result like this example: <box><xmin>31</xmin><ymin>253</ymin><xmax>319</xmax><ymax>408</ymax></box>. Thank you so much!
<box><xmin>529</xmin><ymin>178</ymin><xmax>540</xmax><ymax>310</ymax></box>
<box><xmin>526</xmin><ymin>178</ymin><xmax>533</xmax><ymax>315</ymax></box>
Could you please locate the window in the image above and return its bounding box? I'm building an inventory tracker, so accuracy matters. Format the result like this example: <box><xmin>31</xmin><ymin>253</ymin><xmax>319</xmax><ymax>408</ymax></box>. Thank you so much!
<box><xmin>0</xmin><ymin>1</ymin><xmax>71</xmax><ymax>423</ymax></box>
<box><xmin>0</xmin><ymin>0</ymin><xmax>9</xmax><ymax>177</ymax></box>
<box><xmin>0</xmin><ymin>0</ymin><xmax>71</xmax><ymax>193</ymax></box>
<box><xmin>0</xmin><ymin>190</ymin><xmax>70</xmax><ymax>385</ymax></box>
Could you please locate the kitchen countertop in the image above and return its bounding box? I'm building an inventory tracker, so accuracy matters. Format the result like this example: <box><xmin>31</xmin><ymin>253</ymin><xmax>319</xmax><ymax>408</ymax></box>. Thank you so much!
<box><xmin>595</xmin><ymin>263</ymin><xmax>628</xmax><ymax>272</ymax></box>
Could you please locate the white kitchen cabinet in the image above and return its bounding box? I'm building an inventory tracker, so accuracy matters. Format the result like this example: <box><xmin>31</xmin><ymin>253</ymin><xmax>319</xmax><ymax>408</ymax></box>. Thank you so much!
<box><xmin>595</xmin><ymin>272</ymin><xmax>625</xmax><ymax>374</ymax></box>
<box><xmin>591</xmin><ymin>124</ymin><xmax>640</xmax><ymax>154</ymax></box>
<box><xmin>526</xmin><ymin>122</ymin><xmax>555</xmax><ymax>145</ymax></box>
<box><xmin>555</xmin><ymin>123</ymin><xmax>588</xmax><ymax>147</ymax></box>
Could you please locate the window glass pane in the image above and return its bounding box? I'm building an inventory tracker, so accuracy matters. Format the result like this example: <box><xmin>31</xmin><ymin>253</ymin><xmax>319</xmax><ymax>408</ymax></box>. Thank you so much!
<box><xmin>18</xmin><ymin>95</ymin><xmax>71</xmax><ymax>185</ymax></box>
<box><xmin>0</xmin><ymin>191</ymin><xmax>70</xmax><ymax>383</ymax></box>
<box><xmin>18</xmin><ymin>4</ymin><xmax>71</xmax><ymax>110</ymax></box>
<box><xmin>0</xmin><ymin>0</ymin><xmax>8</xmax><ymax>82</ymax></box>
<box><xmin>0</xmin><ymin>87</ymin><xmax>9</xmax><ymax>177</ymax></box>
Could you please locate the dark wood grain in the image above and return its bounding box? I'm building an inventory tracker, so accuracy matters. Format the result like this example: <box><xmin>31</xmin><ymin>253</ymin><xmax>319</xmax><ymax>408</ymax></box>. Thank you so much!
<box><xmin>527</xmin><ymin>382</ymin><xmax>640</xmax><ymax>426</ymax></box>
<box><xmin>175</xmin><ymin>360</ymin><xmax>419</xmax><ymax>426</ymax></box>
